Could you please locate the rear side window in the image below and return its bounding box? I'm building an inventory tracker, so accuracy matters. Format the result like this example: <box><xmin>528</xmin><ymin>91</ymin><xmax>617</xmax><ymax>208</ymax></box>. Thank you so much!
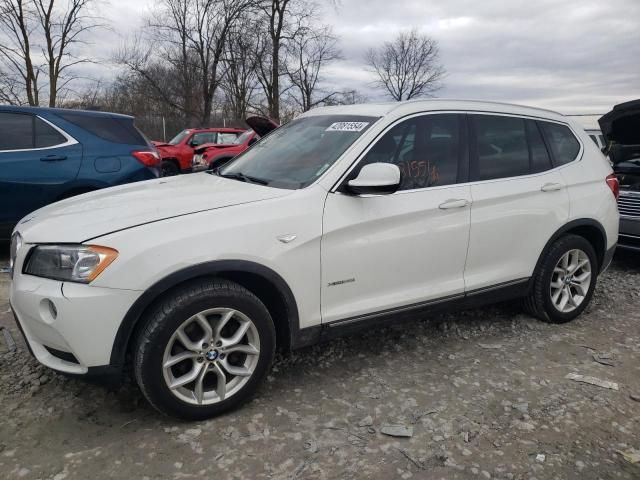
<box><xmin>526</xmin><ymin>120</ymin><xmax>552</xmax><ymax>173</ymax></box>
<box><xmin>58</xmin><ymin>112</ymin><xmax>147</xmax><ymax>145</ymax></box>
<box><xmin>0</xmin><ymin>113</ymin><xmax>67</xmax><ymax>150</ymax></box>
<box><xmin>35</xmin><ymin>117</ymin><xmax>66</xmax><ymax>147</ymax></box>
<box><xmin>0</xmin><ymin>112</ymin><xmax>34</xmax><ymax>150</ymax></box>
<box><xmin>539</xmin><ymin>121</ymin><xmax>580</xmax><ymax>165</ymax></box>
<box><xmin>472</xmin><ymin>115</ymin><xmax>529</xmax><ymax>180</ymax></box>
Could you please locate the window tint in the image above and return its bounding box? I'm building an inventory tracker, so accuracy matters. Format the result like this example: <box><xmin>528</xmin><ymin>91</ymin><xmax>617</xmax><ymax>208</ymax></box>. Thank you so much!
<box><xmin>539</xmin><ymin>122</ymin><xmax>580</xmax><ymax>165</ymax></box>
<box><xmin>0</xmin><ymin>112</ymin><xmax>34</xmax><ymax>150</ymax></box>
<box><xmin>473</xmin><ymin>115</ymin><xmax>529</xmax><ymax>180</ymax></box>
<box><xmin>359</xmin><ymin>114</ymin><xmax>463</xmax><ymax>190</ymax></box>
<box><xmin>35</xmin><ymin>117</ymin><xmax>66</xmax><ymax>147</ymax></box>
<box><xmin>526</xmin><ymin>120</ymin><xmax>552</xmax><ymax>173</ymax></box>
<box><xmin>58</xmin><ymin>112</ymin><xmax>147</xmax><ymax>145</ymax></box>
<box><xmin>218</xmin><ymin>132</ymin><xmax>239</xmax><ymax>144</ymax></box>
<box><xmin>191</xmin><ymin>132</ymin><xmax>217</xmax><ymax>145</ymax></box>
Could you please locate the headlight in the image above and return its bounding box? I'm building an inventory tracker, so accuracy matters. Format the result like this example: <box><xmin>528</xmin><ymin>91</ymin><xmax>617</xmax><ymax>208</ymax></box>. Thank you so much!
<box><xmin>9</xmin><ymin>232</ymin><xmax>23</xmax><ymax>277</ymax></box>
<box><xmin>24</xmin><ymin>245</ymin><xmax>118</xmax><ymax>283</ymax></box>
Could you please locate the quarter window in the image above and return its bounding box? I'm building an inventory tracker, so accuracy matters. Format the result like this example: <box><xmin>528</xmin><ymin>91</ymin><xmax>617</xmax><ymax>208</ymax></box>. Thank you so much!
<box><xmin>539</xmin><ymin>121</ymin><xmax>580</xmax><ymax>165</ymax></box>
<box><xmin>35</xmin><ymin>117</ymin><xmax>66</xmax><ymax>147</ymax></box>
<box><xmin>359</xmin><ymin>114</ymin><xmax>464</xmax><ymax>190</ymax></box>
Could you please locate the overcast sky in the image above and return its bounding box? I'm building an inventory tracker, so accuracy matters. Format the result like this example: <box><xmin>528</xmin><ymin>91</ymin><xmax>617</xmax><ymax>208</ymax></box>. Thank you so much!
<box><xmin>93</xmin><ymin>0</ymin><xmax>638</xmax><ymax>126</ymax></box>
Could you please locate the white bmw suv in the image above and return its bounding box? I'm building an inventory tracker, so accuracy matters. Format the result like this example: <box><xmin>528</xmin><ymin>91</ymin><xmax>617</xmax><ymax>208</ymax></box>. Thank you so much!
<box><xmin>9</xmin><ymin>100</ymin><xmax>619</xmax><ymax>419</ymax></box>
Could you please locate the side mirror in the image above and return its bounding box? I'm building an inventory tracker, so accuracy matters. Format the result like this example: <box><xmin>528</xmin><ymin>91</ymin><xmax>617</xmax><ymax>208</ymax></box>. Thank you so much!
<box><xmin>347</xmin><ymin>163</ymin><xmax>400</xmax><ymax>195</ymax></box>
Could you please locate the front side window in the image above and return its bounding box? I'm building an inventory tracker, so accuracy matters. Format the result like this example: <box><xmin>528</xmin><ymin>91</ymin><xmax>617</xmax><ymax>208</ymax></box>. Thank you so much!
<box><xmin>539</xmin><ymin>121</ymin><xmax>581</xmax><ymax>165</ymax></box>
<box><xmin>0</xmin><ymin>112</ymin><xmax>34</xmax><ymax>150</ymax></box>
<box><xmin>219</xmin><ymin>115</ymin><xmax>378</xmax><ymax>189</ymax></box>
<box><xmin>357</xmin><ymin>114</ymin><xmax>464</xmax><ymax>190</ymax></box>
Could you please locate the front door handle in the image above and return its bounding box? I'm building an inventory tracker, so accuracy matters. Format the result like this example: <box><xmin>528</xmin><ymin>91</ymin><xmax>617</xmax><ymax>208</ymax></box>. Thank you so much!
<box><xmin>40</xmin><ymin>154</ymin><xmax>67</xmax><ymax>162</ymax></box>
<box><xmin>439</xmin><ymin>198</ymin><xmax>470</xmax><ymax>210</ymax></box>
<box><xmin>541</xmin><ymin>182</ymin><xmax>563</xmax><ymax>192</ymax></box>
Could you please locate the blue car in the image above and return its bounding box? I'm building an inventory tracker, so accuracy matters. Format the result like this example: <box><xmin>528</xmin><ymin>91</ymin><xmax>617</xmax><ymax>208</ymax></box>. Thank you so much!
<box><xmin>0</xmin><ymin>106</ymin><xmax>160</xmax><ymax>240</ymax></box>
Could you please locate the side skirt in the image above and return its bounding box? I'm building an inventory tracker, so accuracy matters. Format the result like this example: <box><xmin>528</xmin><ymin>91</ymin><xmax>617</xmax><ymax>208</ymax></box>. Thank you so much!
<box><xmin>290</xmin><ymin>278</ymin><xmax>531</xmax><ymax>349</ymax></box>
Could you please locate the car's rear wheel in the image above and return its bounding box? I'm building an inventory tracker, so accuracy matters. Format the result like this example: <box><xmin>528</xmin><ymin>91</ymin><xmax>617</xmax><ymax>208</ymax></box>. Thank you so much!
<box><xmin>161</xmin><ymin>160</ymin><xmax>180</xmax><ymax>177</ymax></box>
<box><xmin>524</xmin><ymin>234</ymin><xmax>597</xmax><ymax>324</ymax></box>
<box><xmin>133</xmin><ymin>279</ymin><xmax>275</xmax><ymax>420</ymax></box>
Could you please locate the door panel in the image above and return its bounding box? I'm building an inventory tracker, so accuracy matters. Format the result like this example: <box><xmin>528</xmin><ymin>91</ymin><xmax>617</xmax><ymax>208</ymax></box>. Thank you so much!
<box><xmin>321</xmin><ymin>187</ymin><xmax>471</xmax><ymax>322</ymax></box>
<box><xmin>465</xmin><ymin>173</ymin><xmax>569</xmax><ymax>289</ymax></box>
<box><xmin>320</xmin><ymin>112</ymin><xmax>471</xmax><ymax>323</ymax></box>
<box><xmin>464</xmin><ymin>114</ymin><xmax>569</xmax><ymax>290</ymax></box>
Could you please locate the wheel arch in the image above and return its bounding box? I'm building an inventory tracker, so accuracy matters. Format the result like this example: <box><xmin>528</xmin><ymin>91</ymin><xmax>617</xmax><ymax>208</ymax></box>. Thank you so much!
<box><xmin>110</xmin><ymin>260</ymin><xmax>301</xmax><ymax>370</ymax></box>
<box><xmin>533</xmin><ymin>219</ymin><xmax>608</xmax><ymax>278</ymax></box>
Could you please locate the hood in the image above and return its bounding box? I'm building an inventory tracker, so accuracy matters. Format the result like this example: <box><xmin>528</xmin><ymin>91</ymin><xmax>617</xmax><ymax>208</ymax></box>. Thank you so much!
<box><xmin>599</xmin><ymin>99</ymin><xmax>640</xmax><ymax>145</ymax></box>
<box><xmin>245</xmin><ymin>115</ymin><xmax>279</xmax><ymax>137</ymax></box>
<box><xmin>17</xmin><ymin>174</ymin><xmax>290</xmax><ymax>243</ymax></box>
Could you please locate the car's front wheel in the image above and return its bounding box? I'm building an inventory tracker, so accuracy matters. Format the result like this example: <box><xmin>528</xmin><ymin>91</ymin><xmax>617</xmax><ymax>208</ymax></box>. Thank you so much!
<box><xmin>133</xmin><ymin>279</ymin><xmax>275</xmax><ymax>420</ymax></box>
<box><xmin>525</xmin><ymin>234</ymin><xmax>598</xmax><ymax>324</ymax></box>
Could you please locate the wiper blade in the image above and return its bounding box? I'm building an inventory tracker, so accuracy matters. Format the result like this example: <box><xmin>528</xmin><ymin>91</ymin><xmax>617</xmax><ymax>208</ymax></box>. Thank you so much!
<box><xmin>218</xmin><ymin>171</ymin><xmax>268</xmax><ymax>185</ymax></box>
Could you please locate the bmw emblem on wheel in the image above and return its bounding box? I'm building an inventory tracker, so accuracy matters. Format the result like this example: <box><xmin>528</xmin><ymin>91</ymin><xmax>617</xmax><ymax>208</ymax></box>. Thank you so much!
<box><xmin>206</xmin><ymin>350</ymin><xmax>219</xmax><ymax>361</ymax></box>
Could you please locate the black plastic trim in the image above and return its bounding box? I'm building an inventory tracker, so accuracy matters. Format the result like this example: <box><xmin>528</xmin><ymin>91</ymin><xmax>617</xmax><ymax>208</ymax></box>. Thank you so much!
<box><xmin>109</xmin><ymin>260</ymin><xmax>300</xmax><ymax>369</ymax></box>
<box><xmin>10</xmin><ymin>305</ymin><xmax>34</xmax><ymax>357</ymax></box>
<box><xmin>532</xmin><ymin>219</ymin><xmax>608</xmax><ymax>274</ymax></box>
<box><xmin>44</xmin><ymin>345</ymin><xmax>79</xmax><ymax>364</ymax></box>
<box><xmin>318</xmin><ymin>278</ymin><xmax>530</xmax><ymax>341</ymax></box>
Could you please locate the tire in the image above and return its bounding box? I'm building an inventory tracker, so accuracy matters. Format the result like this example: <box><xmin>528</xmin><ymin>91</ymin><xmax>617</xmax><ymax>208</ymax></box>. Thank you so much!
<box><xmin>524</xmin><ymin>234</ymin><xmax>598</xmax><ymax>324</ymax></box>
<box><xmin>133</xmin><ymin>279</ymin><xmax>276</xmax><ymax>420</ymax></box>
<box><xmin>161</xmin><ymin>160</ymin><xmax>180</xmax><ymax>177</ymax></box>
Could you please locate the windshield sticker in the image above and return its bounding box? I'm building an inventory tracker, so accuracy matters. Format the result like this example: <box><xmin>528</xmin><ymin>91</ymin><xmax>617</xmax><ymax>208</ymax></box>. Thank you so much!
<box><xmin>326</xmin><ymin>122</ymin><xmax>369</xmax><ymax>132</ymax></box>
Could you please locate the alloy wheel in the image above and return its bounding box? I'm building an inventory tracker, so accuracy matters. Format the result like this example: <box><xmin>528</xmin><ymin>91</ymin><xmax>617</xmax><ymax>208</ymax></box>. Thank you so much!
<box><xmin>162</xmin><ymin>308</ymin><xmax>260</xmax><ymax>405</ymax></box>
<box><xmin>549</xmin><ymin>249</ymin><xmax>592</xmax><ymax>313</ymax></box>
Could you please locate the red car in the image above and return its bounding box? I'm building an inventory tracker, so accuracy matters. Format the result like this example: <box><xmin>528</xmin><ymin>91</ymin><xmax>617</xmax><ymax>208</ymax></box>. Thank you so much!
<box><xmin>153</xmin><ymin>127</ymin><xmax>245</xmax><ymax>175</ymax></box>
<box><xmin>192</xmin><ymin>116</ymin><xmax>278</xmax><ymax>171</ymax></box>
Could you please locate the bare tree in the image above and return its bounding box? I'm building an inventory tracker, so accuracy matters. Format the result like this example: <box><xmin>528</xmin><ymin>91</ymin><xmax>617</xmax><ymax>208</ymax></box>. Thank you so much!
<box><xmin>34</xmin><ymin>0</ymin><xmax>101</xmax><ymax>106</ymax></box>
<box><xmin>221</xmin><ymin>19</ymin><xmax>261</xmax><ymax>121</ymax></box>
<box><xmin>0</xmin><ymin>0</ymin><xmax>40</xmax><ymax>105</ymax></box>
<box><xmin>119</xmin><ymin>0</ymin><xmax>255</xmax><ymax>125</ymax></box>
<box><xmin>255</xmin><ymin>0</ymin><xmax>311</xmax><ymax>121</ymax></box>
<box><xmin>0</xmin><ymin>0</ymin><xmax>99</xmax><ymax>106</ymax></box>
<box><xmin>365</xmin><ymin>29</ymin><xmax>444</xmax><ymax>101</ymax></box>
<box><xmin>285</xmin><ymin>25</ymin><xmax>341</xmax><ymax>112</ymax></box>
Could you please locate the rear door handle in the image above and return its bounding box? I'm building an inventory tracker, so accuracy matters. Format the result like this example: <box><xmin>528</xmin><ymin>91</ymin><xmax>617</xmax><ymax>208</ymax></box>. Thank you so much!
<box><xmin>541</xmin><ymin>182</ymin><xmax>563</xmax><ymax>192</ymax></box>
<box><xmin>439</xmin><ymin>198</ymin><xmax>470</xmax><ymax>210</ymax></box>
<box><xmin>40</xmin><ymin>155</ymin><xmax>67</xmax><ymax>162</ymax></box>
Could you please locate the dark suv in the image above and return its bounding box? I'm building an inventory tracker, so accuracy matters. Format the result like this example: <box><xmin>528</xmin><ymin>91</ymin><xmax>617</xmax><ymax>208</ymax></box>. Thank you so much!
<box><xmin>600</xmin><ymin>99</ymin><xmax>640</xmax><ymax>251</ymax></box>
<box><xmin>0</xmin><ymin>106</ymin><xmax>160</xmax><ymax>240</ymax></box>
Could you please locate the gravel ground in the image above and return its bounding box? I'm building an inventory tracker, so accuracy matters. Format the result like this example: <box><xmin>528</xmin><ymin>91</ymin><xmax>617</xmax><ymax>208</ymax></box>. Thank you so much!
<box><xmin>1</xmin><ymin>251</ymin><xmax>639</xmax><ymax>480</ymax></box>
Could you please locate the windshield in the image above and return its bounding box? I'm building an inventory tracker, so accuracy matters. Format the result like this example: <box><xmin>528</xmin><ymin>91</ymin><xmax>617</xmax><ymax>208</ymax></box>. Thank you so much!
<box><xmin>219</xmin><ymin>115</ymin><xmax>378</xmax><ymax>189</ymax></box>
<box><xmin>168</xmin><ymin>130</ymin><xmax>190</xmax><ymax>145</ymax></box>
<box><xmin>234</xmin><ymin>129</ymin><xmax>254</xmax><ymax>145</ymax></box>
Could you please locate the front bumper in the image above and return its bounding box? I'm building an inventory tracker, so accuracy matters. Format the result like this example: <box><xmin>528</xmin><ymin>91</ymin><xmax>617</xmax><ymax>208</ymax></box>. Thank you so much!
<box><xmin>10</xmin><ymin>273</ymin><xmax>140</xmax><ymax>375</ymax></box>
